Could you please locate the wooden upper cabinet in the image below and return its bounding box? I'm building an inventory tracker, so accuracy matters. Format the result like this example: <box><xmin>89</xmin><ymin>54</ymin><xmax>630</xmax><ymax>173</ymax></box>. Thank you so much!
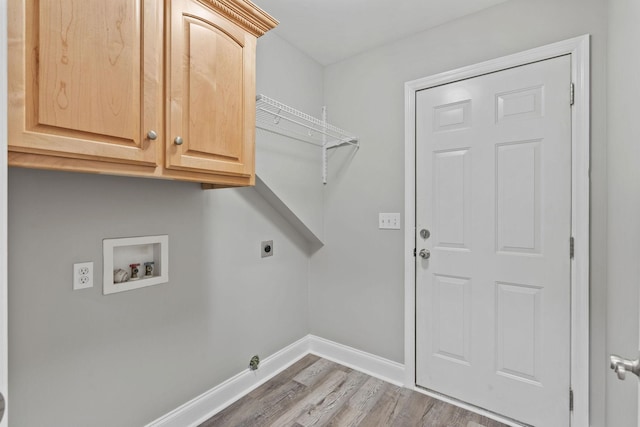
<box><xmin>9</xmin><ymin>0</ymin><xmax>163</xmax><ymax>166</ymax></box>
<box><xmin>8</xmin><ymin>0</ymin><xmax>277</xmax><ymax>186</ymax></box>
<box><xmin>167</xmin><ymin>0</ymin><xmax>255</xmax><ymax>178</ymax></box>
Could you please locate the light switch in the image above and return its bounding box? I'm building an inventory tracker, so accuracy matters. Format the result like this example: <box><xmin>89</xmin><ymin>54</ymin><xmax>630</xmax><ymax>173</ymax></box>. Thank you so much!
<box><xmin>379</xmin><ymin>213</ymin><xmax>401</xmax><ymax>230</ymax></box>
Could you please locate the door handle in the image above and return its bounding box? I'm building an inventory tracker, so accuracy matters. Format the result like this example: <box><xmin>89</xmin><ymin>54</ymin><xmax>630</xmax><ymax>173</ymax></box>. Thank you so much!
<box><xmin>610</xmin><ymin>353</ymin><xmax>640</xmax><ymax>380</ymax></box>
<box><xmin>418</xmin><ymin>249</ymin><xmax>430</xmax><ymax>259</ymax></box>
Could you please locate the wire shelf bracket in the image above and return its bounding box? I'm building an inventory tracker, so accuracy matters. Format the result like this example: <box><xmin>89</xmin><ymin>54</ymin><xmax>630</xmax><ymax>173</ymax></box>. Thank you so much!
<box><xmin>255</xmin><ymin>94</ymin><xmax>359</xmax><ymax>184</ymax></box>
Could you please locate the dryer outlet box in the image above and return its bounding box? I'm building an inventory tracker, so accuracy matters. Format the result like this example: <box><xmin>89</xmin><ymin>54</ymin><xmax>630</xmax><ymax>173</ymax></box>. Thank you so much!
<box><xmin>261</xmin><ymin>240</ymin><xmax>273</xmax><ymax>258</ymax></box>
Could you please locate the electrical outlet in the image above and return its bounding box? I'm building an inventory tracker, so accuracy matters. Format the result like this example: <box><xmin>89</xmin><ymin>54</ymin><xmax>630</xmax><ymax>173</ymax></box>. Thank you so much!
<box><xmin>261</xmin><ymin>240</ymin><xmax>273</xmax><ymax>258</ymax></box>
<box><xmin>73</xmin><ymin>262</ymin><xmax>94</xmax><ymax>290</ymax></box>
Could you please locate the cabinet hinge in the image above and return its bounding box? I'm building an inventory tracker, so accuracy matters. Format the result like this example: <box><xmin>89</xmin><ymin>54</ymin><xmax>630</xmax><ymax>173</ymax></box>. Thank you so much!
<box><xmin>569</xmin><ymin>388</ymin><xmax>574</xmax><ymax>411</ymax></box>
<box><xmin>570</xmin><ymin>83</ymin><xmax>575</xmax><ymax>106</ymax></box>
<box><xmin>570</xmin><ymin>237</ymin><xmax>575</xmax><ymax>259</ymax></box>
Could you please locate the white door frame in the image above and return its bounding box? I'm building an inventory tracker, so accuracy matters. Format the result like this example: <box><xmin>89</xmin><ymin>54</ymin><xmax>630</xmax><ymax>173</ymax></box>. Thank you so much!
<box><xmin>0</xmin><ymin>0</ymin><xmax>9</xmax><ymax>425</ymax></box>
<box><xmin>404</xmin><ymin>35</ymin><xmax>590</xmax><ymax>426</ymax></box>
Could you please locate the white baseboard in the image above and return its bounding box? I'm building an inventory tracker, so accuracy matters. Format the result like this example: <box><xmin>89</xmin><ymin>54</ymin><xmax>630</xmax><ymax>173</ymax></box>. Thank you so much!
<box><xmin>307</xmin><ymin>335</ymin><xmax>405</xmax><ymax>387</ymax></box>
<box><xmin>145</xmin><ymin>335</ymin><xmax>406</xmax><ymax>427</ymax></box>
<box><xmin>145</xmin><ymin>336</ymin><xmax>310</xmax><ymax>427</ymax></box>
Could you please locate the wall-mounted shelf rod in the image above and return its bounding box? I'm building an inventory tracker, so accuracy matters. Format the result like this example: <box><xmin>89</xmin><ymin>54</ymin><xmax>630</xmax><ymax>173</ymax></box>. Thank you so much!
<box><xmin>255</xmin><ymin>94</ymin><xmax>359</xmax><ymax>184</ymax></box>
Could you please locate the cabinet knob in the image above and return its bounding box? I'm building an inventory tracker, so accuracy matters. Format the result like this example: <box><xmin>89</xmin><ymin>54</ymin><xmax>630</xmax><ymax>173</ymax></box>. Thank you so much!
<box><xmin>147</xmin><ymin>130</ymin><xmax>158</xmax><ymax>141</ymax></box>
<box><xmin>174</xmin><ymin>136</ymin><xmax>184</xmax><ymax>146</ymax></box>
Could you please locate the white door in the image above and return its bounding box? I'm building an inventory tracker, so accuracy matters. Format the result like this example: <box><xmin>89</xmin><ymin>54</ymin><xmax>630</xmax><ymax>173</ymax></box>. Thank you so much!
<box><xmin>415</xmin><ymin>55</ymin><xmax>572</xmax><ymax>426</ymax></box>
<box><xmin>0</xmin><ymin>0</ymin><xmax>9</xmax><ymax>423</ymax></box>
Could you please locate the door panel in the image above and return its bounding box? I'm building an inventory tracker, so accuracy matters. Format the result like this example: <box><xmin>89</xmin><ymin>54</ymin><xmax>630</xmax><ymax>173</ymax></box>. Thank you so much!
<box><xmin>495</xmin><ymin>282</ymin><xmax>543</xmax><ymax>384</ymax></box>
<box><xmin>416</xmin><ymin>55</ymin><xmax>572</xmax><ymax>426</ymax></box>
<box><xmin>433</xmin><ymin>274</ymin><xmax>472</xmax><ymax>364</ymax></box>
<box><xmin>496</xmin><ymin>140</ymin><xmax>541</xmax><ymax>254</ymax></box>
<box><xmin>433</xmin><ymin>149</ymin><xmax>471</xmax><ymax>250</ymax></box>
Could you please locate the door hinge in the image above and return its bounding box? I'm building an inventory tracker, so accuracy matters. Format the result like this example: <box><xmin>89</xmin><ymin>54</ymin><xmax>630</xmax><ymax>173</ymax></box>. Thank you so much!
<box><xmin>570</xmin><ymin>83</ymin><xmax>575</xmax><ymax>106</ymax></box>
<box><xmin>570</xmin><ymin>237</ymin><xmax>575</xmax><ymax>259</ymax></box>
<box><xmin>569</xmin><ymin>387</ymin><xmax>574</xmax><ymax>411</ymax></box>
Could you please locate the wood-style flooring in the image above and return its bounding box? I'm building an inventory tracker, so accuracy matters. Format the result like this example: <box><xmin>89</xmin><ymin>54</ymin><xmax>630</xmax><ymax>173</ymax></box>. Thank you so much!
<box><xmin>200</xmin><ymin>354</ymin><xmax>511</xmax><ymax>427</ymax></box>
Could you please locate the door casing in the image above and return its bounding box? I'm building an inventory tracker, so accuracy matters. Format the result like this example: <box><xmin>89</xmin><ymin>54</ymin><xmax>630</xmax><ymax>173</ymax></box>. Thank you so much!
<box><xmin>1</xmin><ymin>0</ymin><xmax>9</xmax><ymax>424</ymax></box>
<box><xmin>404</xmin><ymin>35</ymin><xmax>590</xmax><ymax>427</ymax></box>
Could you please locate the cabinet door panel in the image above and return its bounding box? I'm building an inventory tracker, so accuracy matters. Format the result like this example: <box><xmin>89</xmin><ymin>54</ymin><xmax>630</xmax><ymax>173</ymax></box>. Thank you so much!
<box><xmin>187</xmin><ymin>19</ymin><xmax>243</xmax><ymax>159</ymax></box>
<box><xmin>167</xmin><ymin>0</ymin><xmax>255</xmax><ymax>177</ymax></box>
<box><xmin>9</xmin><ymin>0</ymin><xmax>159</xmax><ymax>166</ymax></box>
<box><xmin>38</xmin><ymin>0</ymin><xmax>137</xmax><ymax>140</ymax></box>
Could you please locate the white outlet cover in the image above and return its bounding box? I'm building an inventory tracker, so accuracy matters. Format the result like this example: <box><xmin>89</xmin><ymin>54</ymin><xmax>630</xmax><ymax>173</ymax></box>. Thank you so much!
<box><xmin>73</xmin><ymin>261</ymin><xmax>94</xmax><ymax>290</ymax></box>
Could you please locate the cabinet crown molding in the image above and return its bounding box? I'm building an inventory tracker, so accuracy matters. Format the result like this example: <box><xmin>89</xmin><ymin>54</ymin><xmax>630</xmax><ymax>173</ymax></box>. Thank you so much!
<box><xmin>198</xmin><ymin>0</ymin><xmax>278</xmax><ymax>36</ymax></box>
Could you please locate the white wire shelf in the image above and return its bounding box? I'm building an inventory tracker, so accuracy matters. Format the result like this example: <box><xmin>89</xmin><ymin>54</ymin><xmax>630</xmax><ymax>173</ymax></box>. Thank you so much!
<box><xmin>256</xmin><ymin>94</ymin><xmax>359</xmax><ymax>184</ymax></box>
<box><xmin>256</xmin><ymin>94</ymin><xmax>358</xmax><ymax>148</ymax></box>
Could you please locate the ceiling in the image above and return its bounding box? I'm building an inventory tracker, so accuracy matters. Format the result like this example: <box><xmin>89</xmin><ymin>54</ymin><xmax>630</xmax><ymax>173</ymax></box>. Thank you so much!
<box><xmin>252</xmin><ymin>0</ymin><xmax>511</xmax><ymax>66</ymax></box>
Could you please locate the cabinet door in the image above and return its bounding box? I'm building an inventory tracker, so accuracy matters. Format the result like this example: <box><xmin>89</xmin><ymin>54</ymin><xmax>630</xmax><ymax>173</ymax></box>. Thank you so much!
<box><xmin>8</xmin><ymin>0</ymin><xmax>161</xmax><ymax>166</ymax></box>
<box><xmin>166</xmin><ymin>0</ymin><xmax>256</xmax><ymax>178</ymax></box>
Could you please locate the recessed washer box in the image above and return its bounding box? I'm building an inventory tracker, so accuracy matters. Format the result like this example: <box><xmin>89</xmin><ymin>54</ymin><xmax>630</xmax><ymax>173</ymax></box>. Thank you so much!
<box><xmin>103</xmin><ymin>235</ymin><xmax>168</xmax><ymax>295</ymax></box>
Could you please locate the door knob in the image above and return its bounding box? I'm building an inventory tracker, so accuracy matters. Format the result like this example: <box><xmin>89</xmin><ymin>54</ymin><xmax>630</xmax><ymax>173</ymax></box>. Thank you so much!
<box><xmin>174</xmin><ymin>136</ymin><xmax>184</xmax><ymax>146</ymax></box>
<box><xmin>610</xmin><ymin>353</ymin><xmax>640</xmax><ymax>380</ymax></box>
<box><xmin>147</xmin><ymin>130</ymin><xmax>158</xmax><ymax>140</ymax></box>
<box><xmin>418</xmin><ymin>249</ymin><xmax>430</xmax><ymax>259</ymax></box>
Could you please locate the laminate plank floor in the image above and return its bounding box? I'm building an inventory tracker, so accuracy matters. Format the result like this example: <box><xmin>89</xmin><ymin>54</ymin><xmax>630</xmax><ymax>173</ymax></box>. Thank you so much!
<box><xmin>200</xmin><ymin>355</ymin><xmax>511</xmax><ymax>427</ymax></box>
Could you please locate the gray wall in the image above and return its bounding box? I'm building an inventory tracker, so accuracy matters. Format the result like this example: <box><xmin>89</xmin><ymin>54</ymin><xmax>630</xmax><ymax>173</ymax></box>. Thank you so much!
<box><xmin>256</xmin><ymin>33</ymin><xmax>326</xmax><ymax>243</ymax></box>
<box><xmin>313</xmin><ymin>0</ymin><xmax>608</xmax><ymax>425</ymax></box>
<box><xmin>607</xmin><ymin>0</ymin><xmax>640</xmax><ymax>425</ymax></box>
<box><xmin>7</xmin><ymin>33</ymin><xmax>323</xmax><ymax>427</ymax></box>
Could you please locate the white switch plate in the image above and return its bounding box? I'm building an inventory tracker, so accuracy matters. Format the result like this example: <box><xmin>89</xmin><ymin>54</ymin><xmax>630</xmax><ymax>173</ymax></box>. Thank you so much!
<box><xmin>379</xmin><ymin>213</ymin><xmax>401</xmax><ymax>230</ymax></box>
<box><xmin>73</xmin><ymin>262</ymin><xmax>94</xmax><ymax>290</ymax></box>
